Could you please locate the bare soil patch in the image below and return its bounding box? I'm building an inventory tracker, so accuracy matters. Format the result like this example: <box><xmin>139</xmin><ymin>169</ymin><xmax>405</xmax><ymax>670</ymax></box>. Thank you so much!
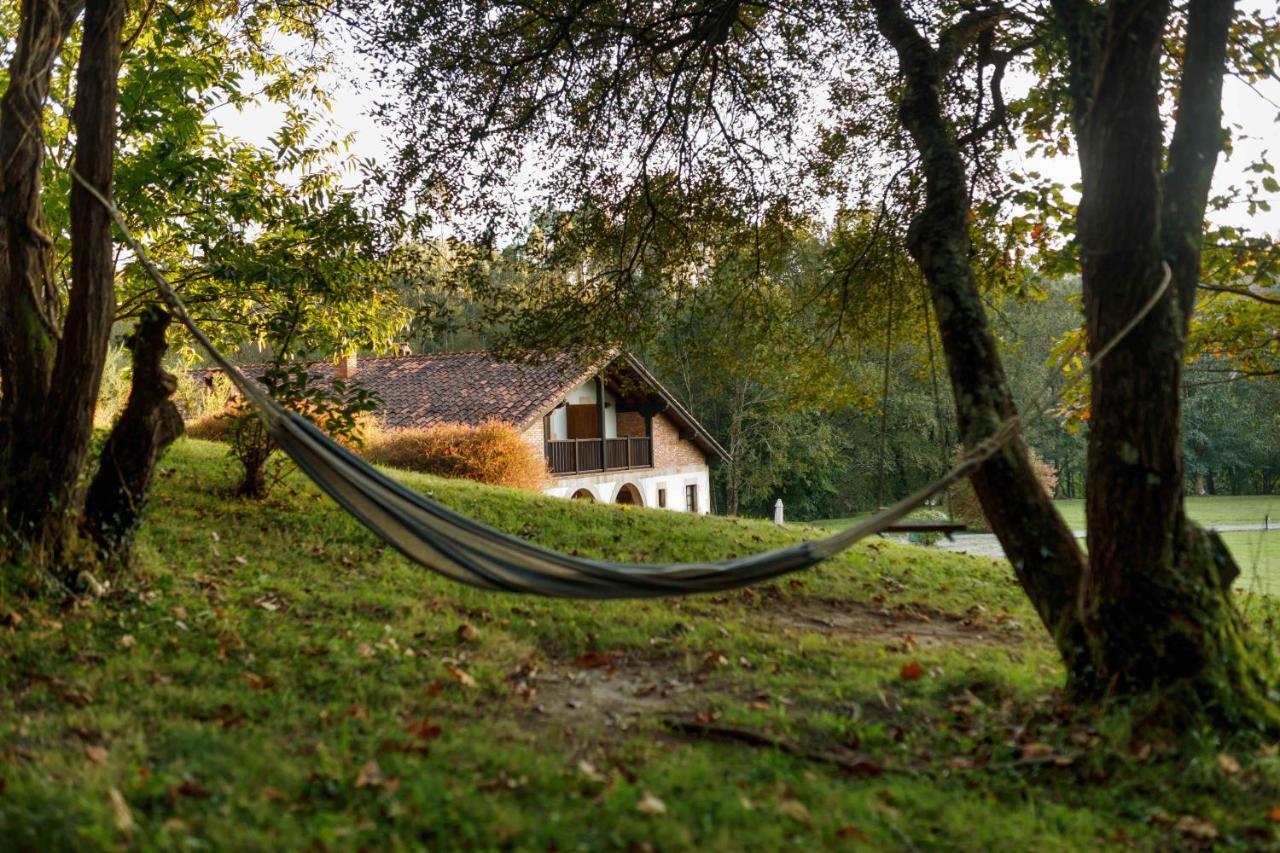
<box><xmin>763</xmin><ymin>597</ymin><xmax>1028</xmax><ymax>647</ymax></box>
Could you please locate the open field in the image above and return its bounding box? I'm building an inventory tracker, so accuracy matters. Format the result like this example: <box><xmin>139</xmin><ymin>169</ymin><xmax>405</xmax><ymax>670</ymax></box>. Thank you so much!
<box><xmin>5</xmin><ymin>439</ymin><xmax>1280</xmax><ymax>849</ymax></box>
<box><xmin>814</xmin><ymin>496</ymin><xmax>1280</xmax><ymax>591</ymax></box>
<box><xmin>1052</xmin><ymin>495</ymin><xmax>1279</xmax><ymax>531</ymax></box>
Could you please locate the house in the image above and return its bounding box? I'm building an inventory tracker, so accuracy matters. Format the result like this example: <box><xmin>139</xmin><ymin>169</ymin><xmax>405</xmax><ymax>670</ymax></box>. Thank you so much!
<box><xmin>307</xmin><ymin>350</ymin><xmax>728</xmax><ymax>512</ymax></box>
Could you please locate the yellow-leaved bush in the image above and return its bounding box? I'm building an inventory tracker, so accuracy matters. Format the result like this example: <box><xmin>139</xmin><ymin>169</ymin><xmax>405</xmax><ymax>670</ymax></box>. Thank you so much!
<box><xmin>363</xmin><ymin>420</ymin><xmax>547</xmax><ymax>490</ymax></box>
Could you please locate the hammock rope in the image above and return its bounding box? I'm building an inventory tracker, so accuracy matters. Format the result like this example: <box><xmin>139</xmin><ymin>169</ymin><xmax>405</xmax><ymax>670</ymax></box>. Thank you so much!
<box><xmin>64</xmin><ymin>162</ymin><xmax>1168</xmax><ymax>599</ymax></box>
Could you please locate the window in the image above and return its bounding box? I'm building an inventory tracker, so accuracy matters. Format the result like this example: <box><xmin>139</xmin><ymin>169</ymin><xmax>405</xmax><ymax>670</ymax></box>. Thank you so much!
<box><xmin>657</xmin><ymin>488</ymin><xmax>667</xmax><ymax>508</ymax></box>
<box><xmin>685</xmin><ymin>484</ymin><xmax>697</xmax><ymax>513</ymax></box>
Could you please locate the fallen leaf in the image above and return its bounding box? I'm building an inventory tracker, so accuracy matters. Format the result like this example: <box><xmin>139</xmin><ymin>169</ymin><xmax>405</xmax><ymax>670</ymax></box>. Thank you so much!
<box><xmin>405</xmin><ymin>717</ymin><xmax>443</xmax><ymax>741</ymax></box>
<box><xmin>242</xmin><ymin>672</ymin><xmax>273</xmax><ymax>690</ymax></box>
<box><xmin>171</xmin><ymin>779</ymin><xmax>210</xmax><ymax>800</ymax></box>
<box><xmin>1174</xmin><ymin>815</ymin><xmax>1218</xmax><ymax>840</ymax></box>
<box><xmin>171</xmin><ymin>606</ymin><xmax>188</xmax><ymax>620</ymax></box>
<box><xmin>836</xmin><ymin>825</ymin><xmax>870</xmax><ymax>841</ymax></box>
<box><xmin>576</xmin><ymin>651</ymin><xmax>613</xmax><ymax>669</ymax></box>
<box><xmin>356</xmin><ymin>643</ymin><xmax>375</xmax><ymax>658</ymax></box>
<box><xmin>355</xmin><ymin>760</ymin><xmax>385</xmax><ymax>789</ymax></box>
<box><xmin>899</xmin><ymin>661</ymin><xmax>924</xmax><ymax>681</ymax></box>
<box><xmin>445</xmin><ymin>663</ymin><xmax>476</xmax><ymax>688</ymax></box>
<box><xmin>1267</xmin><ymin>807</ymin><xmax>1280</xmax><ymax>823</ymax></box>
<box><xmin>636</xmin><ymin>792</ymin><xmax>667</xmax><ymax>816</ymax></box>
<box><xmin>85</xmin><ymin>745</ymin><xmax>110</xmax><ymax>765</ymax></box>
<box><xmin>776</xmin><ymin>798</ymin><xmax>812</xmax><ymax>824</ymax></box>
<box><xmin>1020</xmin><ymin>743</ymin><xmax>1057</xmax><ymax>760</ymax></box>
<box><xmin>119</xmin><ymin>634</ymin><xmax>136</xmax><ymax>649</ymax></box>
<box><xmin>1218</xmin><ymin>753</ymin><xmax>1241</xmax><ymax>775</ymax></box>
<box><xmin>262</xmin><ymin>786</ymin><xmax>286</xmax><ymax>802</ymax></box>
<box><xmin>234</xmin><ymin>555</ymin><xmax>249</xmax><ymax>566</ymax></box>
<box><xmin>577</xmin><ymin>759</ymin><xmax>605</xmax><ymax>783</ymax></box>
<box><xmin>457</xmin><ymin>623</ymin><xmax>481</xmax><ymax>642</ymax></box>
<box><xmin>702</xmin><ymin>652</ymin><xmax>729</xmax><ymax>669</ymax></box>
<box><xmin>108</xmin><ymin>787</ymin><xmax>135</xmax><ymax>833</ymax></box>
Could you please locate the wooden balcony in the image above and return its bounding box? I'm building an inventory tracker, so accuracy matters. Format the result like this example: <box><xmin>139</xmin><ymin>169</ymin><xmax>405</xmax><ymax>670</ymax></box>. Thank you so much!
<box><xmin>547</xmin><ymin>437</ymin><xmax>653</xmax><ymax>476</ymax></box>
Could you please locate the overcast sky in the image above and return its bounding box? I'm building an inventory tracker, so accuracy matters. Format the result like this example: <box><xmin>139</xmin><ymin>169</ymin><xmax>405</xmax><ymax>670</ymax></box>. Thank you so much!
<box><xmin>217</xmin><ymin>4</ymin><xmax>1280</xmax><ymax>239</ymax></box>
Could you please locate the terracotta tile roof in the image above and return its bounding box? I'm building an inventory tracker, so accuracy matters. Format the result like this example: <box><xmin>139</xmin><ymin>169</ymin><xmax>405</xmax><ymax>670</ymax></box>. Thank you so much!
<box><xmin>300</xmin><ymin>351</ymin><xmax>598</xmax><ymax>430</ymax></box>
<box><xmin>202</xmin><ymin>349</ymin><xmax>730</xmax><ymax>463</ymax></box>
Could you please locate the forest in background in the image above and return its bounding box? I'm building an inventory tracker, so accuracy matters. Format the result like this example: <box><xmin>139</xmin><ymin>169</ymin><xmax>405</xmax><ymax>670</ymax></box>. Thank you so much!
<box><xmin>357</xmin><ymin>226</ymin><xmax>1280</xmax><ymax>522</ymax></box>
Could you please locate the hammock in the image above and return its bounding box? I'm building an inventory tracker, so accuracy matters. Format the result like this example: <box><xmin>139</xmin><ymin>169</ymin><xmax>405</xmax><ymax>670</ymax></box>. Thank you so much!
<box><xmin>73</xmin><ymin>169</ymin><xmax>1017</xmax><ymax>599</ymax></box>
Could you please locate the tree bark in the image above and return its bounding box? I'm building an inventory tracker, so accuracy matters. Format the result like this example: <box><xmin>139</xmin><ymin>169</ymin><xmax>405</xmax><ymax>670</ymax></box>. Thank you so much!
<box><xmin>0</xmin><ymin>0</ymin><xmax>86</xmax><ymax>546</ymax></box>
<box><xmin>83</xmin><ymin>307</ymin><xmax>184</xmax><ymax>563</ymax></box>
<box><xmin>0</xmin><ymin>0</ymin><xmax>124</xmax><ymax>564</ymax></box>
<box><xmin>1050</xmin><ymin>0</ymin><xmax>1275</xmax><ymax>720</ymax></box>
<box><xmin>872</xmin><ymin>0</ymin><xmax>1090</xmax><ymax>676</ymax></box>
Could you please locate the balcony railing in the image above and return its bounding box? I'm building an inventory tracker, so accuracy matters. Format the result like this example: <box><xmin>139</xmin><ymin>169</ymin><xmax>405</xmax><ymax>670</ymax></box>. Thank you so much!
<box><xmin>547</xmin><ymin>437</ymin><xmax>653</xmax><ymax>476</ymax></box>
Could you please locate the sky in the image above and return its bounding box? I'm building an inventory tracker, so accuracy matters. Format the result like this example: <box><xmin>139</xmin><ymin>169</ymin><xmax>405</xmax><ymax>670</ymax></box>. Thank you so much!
<box><xmin>217</xmin><ymin>4</ymin><xmax>1280</xmax><ymax>240</ymax></box>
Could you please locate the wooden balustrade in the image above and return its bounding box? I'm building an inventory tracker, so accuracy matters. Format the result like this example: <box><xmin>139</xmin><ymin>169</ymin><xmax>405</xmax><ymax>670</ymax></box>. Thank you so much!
<box><xmin>546</xmin><ymin>437</ymin><xmax>653</xmax><ymax>475</ymax></box>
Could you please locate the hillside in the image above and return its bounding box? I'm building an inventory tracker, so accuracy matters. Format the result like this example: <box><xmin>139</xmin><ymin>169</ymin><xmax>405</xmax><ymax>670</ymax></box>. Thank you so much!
<box><xmin>3</xmin><ymin>439</ymin><xmax>1280</xmax><ymax>849</ymax></box>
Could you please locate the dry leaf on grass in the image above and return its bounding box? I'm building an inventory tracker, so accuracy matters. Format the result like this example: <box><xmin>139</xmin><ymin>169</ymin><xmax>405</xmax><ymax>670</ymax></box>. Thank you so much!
<box><xmin>1174</xmin><ymin>815</ymin><xmax>1218</xmax><ymax>840</ymax></box>
<box><xmin>85</xmin><ymin>745</ymin><xmax>109</xmax><ymax>765</ymax></box>
<box><xmin>899</xmin><ymin>661</ymin><xmax>924</xmax><ymax>681</ymax></box>
<box><xmin>1218</xmin><ymin>753</ymin><xmax>1241</xmax><ymax>775</ymax></box>
<box><xmin>636</xmin><ymin>792</ymin><xmax>667</xmax><ymax>816</ymax></box>
<box><xmin>457</xmin><ymin>623</ymin><xmax>481</xmax><ymax>642</ymax></box>
<box><xmin>355</xmin><ymin>760</ymin><xmax>385</xmax><ymax>789</ymax></box>
<box><xmin>445</xmin><ymin>663</ymin><xmax>477</xmax><ymax>688</ymax></box>
<box><xmin>119</xmin><ymin>634</ymin><xmax>136</xmax><ymax>649</ymax></box>
<box><xmin>108</xmin><ymin>787</ymin><xmax>135</xmax><ymax>833</ymax></box>
<box><xmin>776</xmin><ymin>798</ymin><xmax>812</xmax><ymax>824</ymax></box>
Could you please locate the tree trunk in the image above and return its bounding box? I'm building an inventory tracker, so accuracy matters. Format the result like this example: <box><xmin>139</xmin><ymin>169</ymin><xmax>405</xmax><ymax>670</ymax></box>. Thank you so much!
<box><xmin>1053</xmin><ymin>0</ymin><xmax>1276</xmax><ymax>722</ymax></box>
<box><xmin>0</xmin><ymin>0</ymin><xmax>123</xmax><ymax>566</ymax></box>
<box><xmin>0</xmin><ymin>0</ymin><xmax>86</xmax><ymax>551</ymax></box>
<box><xmin>83</xmin><ymin>307</ymin><xmax>184</xmax><ymax>563</ymax></box>
<box><xmin>873</xmin><ymin>0</ymin><xmax>1090</xmax><ymax>677</ymax></box>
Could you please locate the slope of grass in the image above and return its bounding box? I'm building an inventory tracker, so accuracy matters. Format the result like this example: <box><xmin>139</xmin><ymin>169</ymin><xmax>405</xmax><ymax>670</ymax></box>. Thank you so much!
<box><xmin>4</xmin><ymin>439</ymin><xmax>1280</xmax><ymax>849</ymax></box>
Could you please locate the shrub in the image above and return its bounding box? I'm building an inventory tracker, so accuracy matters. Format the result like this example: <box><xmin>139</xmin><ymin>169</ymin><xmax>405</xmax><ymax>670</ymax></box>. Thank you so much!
<box><xmin>946</xmin><ymin>445</ymin><xmax>1058</xmax><ymax>533</ymax></box>
<box><xmin>365</xmin><ymin>420</ymin><xmax>547</xmax><ymax>490</ymax></box>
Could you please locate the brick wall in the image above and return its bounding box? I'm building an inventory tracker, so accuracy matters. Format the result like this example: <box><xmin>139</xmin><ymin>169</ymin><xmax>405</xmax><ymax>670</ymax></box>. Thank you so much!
<box><xmin>520</xmin><ymin>419</ymin><xmax>545</xmax><ymax>456</ymax></box>
<box><xmin>652</xmin><ymin>412</ymin><xmax>707</xmax><ymax>468</ymax></box>
<box><xmin>616</xmin><ymin>411</ymin><xmax>645</xmax><ymax>437</ymax></box>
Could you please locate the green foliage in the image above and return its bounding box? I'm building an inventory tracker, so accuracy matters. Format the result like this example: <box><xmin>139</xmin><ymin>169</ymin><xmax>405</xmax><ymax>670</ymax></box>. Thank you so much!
<box><xmin>225</xmin><ymin>364</ymin><xmax>379</xmax><ymax>498</ymax></box>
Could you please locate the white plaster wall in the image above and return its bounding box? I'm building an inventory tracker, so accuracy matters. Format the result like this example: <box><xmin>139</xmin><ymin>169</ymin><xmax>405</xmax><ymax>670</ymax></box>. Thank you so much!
<box><xmin>547</xmin><ymin>377</ymin><xmax>617</xmax><ymax>439</ymax></box>
<box><xmin>544</xmin><ymin>464</ymin><xmax>711</xmax><ymax>514</ymax></box>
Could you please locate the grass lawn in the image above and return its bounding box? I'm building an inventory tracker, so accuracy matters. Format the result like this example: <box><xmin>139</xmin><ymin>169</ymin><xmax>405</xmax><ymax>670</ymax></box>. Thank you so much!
<box><xmin>5</xmin><ymin>439</ymin><xmax>1280</xmax><ymax>849</ymax></box>
<box><xmin>1052</xmin><ymin>495</ymin><xmax>1280</xmax><ymax>531</ymax></box>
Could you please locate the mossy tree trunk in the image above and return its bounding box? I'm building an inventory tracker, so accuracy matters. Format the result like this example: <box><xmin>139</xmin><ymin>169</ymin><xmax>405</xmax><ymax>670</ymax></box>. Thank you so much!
<box><xmin>0</xmin><ymin>0</ymin><xmax>126</xmax><ymax>569</ymax></box>
<box><xmin>876</xmin><ymin>0</ymin><xmax>1277</xmax><ymax>724</ymax></box>
<box><xmin>83</xmin><ymin>307</ymin><xmax>184</xmax><ymax>564</ymax></box>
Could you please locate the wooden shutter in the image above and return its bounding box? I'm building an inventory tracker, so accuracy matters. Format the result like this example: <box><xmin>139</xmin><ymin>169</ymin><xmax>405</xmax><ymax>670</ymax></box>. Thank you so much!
<box><xmin>566</xmin><ymin>404</ymin><xmax>600</xmax><ymax>439</ymax></box>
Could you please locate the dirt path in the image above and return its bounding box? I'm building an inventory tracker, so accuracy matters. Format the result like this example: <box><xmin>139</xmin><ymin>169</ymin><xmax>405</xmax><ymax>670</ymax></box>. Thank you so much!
<box><xmin>522</xmin><ymin>598</ymin><xmax>1025</xmax><ymax>733</ymax></box>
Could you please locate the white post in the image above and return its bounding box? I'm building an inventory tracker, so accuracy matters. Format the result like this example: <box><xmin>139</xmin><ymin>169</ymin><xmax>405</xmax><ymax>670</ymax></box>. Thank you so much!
<box><xmin>773</xmin><ymin>498</ymin><xmax>785</xmax><ymax>526</ymax></box>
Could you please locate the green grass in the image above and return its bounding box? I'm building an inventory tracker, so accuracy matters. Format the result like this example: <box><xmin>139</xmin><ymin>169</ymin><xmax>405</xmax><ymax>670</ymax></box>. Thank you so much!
<box><xmin>1052</xmin><ymin>495</ymin><xmax>1279</xmax><ymax>531</ymax></box>
<box><xmin>4</xmin><ymin>439</ymin><xmax>1280</xmax><ymax>849</ymax></box>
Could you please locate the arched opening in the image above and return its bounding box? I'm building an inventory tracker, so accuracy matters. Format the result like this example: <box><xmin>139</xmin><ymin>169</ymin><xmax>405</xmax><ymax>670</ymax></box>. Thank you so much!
<box><xmin>570</xmin><ymin>489</ymin><xmax>595</xmax><ymax>501</ymax></box>
<box><xmin>614</xmin><ymin>483</ymin><xmax>643</xmax><ymax>507</ymax></box>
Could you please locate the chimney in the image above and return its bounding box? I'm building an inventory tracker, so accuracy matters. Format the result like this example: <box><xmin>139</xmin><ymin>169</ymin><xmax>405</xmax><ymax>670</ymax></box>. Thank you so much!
<box><xmin>335</xmin><ymin>352</ymin><xmax>358</xmax><ymax>379</ymax></box>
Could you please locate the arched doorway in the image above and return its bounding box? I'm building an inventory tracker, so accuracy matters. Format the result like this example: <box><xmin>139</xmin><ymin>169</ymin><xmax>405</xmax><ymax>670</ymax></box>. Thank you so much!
<box><xmin>570</xmin><ymin>489</ymin><xmax>595</xmax><ymax>501</ymax></box>
<box><xmin>614</xmin><ymin>483</ymin><xmax>643</xmax><ymax>507</ymax></box>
